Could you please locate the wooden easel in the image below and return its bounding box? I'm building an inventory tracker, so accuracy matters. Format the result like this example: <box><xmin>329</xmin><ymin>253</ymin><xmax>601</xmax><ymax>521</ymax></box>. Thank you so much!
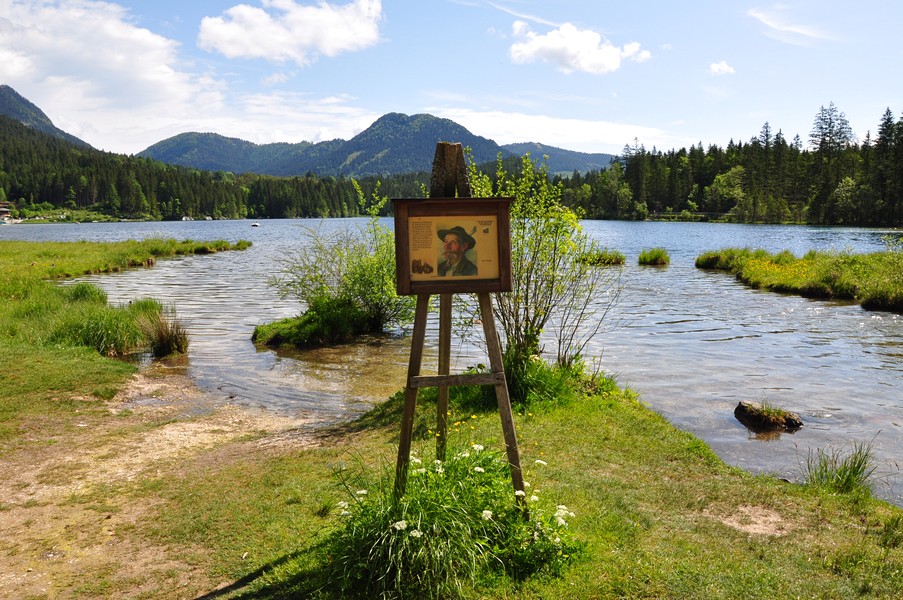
<box><xmin>392</xmin><ymin>143</ymin><xmax>526</xmax><ymax>509</ymax></box>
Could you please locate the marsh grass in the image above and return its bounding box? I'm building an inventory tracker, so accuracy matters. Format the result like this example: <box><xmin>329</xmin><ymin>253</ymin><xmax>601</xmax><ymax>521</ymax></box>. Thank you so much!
<box><xmin>578</xmin><ymin>248</ymin><xmax>626</xmax><ymax>266</ymax></box>
<box><xmin>638</xmin><ymin>247</ymin><xmax>670</xmax><ymax>266</ymax></box>
<box><xmin>804</xmin><ymin>441</ymin><xmax>878</xmax><ymax>497</ymax></box>
<box><xmin>0</xmin><ymin>238</ymin><xmax>246</xmax><ymax>441</ymax></box>
<box><xmin>138</xmin><ymin>303</ymin><xmax>190</xmax><ymax>357</ymax></box>
<box><xmin>696</xmin><ymin>246</ymin><xmax>903</xmax><ymax>312</ymax></box>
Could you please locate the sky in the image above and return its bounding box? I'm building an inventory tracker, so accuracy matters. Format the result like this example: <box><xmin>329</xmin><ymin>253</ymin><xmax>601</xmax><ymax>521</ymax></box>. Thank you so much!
<box><xmin>2</xmin><ymin>0</ymin><xmax>902</xmax><ymax>157</ymax></box>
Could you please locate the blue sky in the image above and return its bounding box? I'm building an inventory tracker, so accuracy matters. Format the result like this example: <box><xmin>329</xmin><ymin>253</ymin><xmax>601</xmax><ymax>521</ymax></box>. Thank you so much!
<box><xmin>2</xmin><ymin>0</ymin><xmax>901</xmax><ymax>157</ymax></box>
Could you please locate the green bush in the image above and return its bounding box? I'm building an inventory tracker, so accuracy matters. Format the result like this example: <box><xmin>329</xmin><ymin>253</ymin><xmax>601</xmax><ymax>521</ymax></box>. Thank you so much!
<box><xmin>267</xmin><ymin>186</ymin><xmax>415</xmax><ymax>348</ymax></box>
<box><xmin>325</xmin><ymin>444</ymin><xmax>581</xmax><ymax>598</ymax></box>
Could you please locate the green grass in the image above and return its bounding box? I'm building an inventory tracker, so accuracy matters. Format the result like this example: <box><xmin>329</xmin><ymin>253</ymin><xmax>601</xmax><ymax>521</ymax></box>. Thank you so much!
<box><xmin>804</xmin><ymin>441</ymin><xmax>878</xmax><ymax>498</ymax></box>
<box><xmin>3</xmin><ymin>238</ymin><xmax>903</xmax><ymax>599</ymax></box>
<box><xmin>0</xmin><ymin>238</ymin><xmax>249</xmax><ymax>444</ymax></box>
<box><xmin>638</xmin><ymin>247</ymin><xmax>670</xmax><ymax>266</ymax></box>
<box><xmin>128</xmin><ymin>375</ymin><xmax>903</xmax><ymax>599</ymax></box>
<box><xmin>577</xmin><ymin>248</ymin><xmax>626</xmax><ymax>266</ymax></box>
<box><xmin>695</xmin><ymin>246</ymin><xmax>903</xmax><ymax>312</ymax></box>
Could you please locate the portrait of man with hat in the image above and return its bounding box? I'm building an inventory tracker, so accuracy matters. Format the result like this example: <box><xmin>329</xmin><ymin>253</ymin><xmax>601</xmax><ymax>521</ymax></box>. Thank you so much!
<box><xmin>437</xmin><ymin>225</ymin><xmax>478</xmax><ymax>276</ymax></box>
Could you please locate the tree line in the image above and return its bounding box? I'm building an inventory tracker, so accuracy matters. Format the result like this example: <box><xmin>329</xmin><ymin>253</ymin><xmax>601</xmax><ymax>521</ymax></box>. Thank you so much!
<box><xmin>0</xmin><ymin>115</ymin><xmax>426</xmax><ymax>220</ymax></box>
<box><xmin>556</xmin><ymin>103</ymin><xmax>903</xmax><ymax>226</ymax></box>
<box><xmin>4</xmin><ymin>103</ymin><xmax>903</xmax><ymax>227</ymax></box>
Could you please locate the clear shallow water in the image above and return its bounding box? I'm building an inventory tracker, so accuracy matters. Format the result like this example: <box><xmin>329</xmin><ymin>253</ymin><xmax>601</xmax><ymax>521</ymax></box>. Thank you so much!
<box><xmin>3</xmin><ymin>219</ymin><xmax>902</xmax><ymax>504</ymax></box>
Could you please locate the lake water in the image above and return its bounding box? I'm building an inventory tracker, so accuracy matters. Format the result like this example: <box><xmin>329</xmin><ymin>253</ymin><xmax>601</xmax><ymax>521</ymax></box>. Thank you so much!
<box><xmin>3</xmin><ymin>219</ymin><xmax>902</xmax><ymax>505</ymax></box>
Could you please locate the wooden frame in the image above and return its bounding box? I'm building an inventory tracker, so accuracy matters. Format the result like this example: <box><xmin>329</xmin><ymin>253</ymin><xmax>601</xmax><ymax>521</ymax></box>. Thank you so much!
<box><xmin>392</xmin><ymin>197</ymin><xmax>512</xmax><ymax>296</ymax></box>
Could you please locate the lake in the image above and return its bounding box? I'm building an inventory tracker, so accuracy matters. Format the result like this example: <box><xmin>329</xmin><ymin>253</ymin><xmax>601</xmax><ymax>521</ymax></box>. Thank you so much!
<box><xmin>3</xmin><ymin>219</ymin><xmax>901</xmax><ymax>504</ymax></box>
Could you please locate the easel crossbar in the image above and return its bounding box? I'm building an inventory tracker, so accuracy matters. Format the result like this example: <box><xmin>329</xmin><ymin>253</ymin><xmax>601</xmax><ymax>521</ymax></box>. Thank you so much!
<box><xmin>410</xmin><ymin>372</ymin><xmax>505</xmax><ymax>388</ymax></box>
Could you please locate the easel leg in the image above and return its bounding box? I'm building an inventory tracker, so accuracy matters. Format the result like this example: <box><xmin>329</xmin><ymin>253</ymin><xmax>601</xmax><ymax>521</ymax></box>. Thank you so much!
<box><xmin>394</xmin><ymin>294</ymin><xmax>430</xmax><ymax>499</ymax></box>
<box><xmin>477</xmin><ymin>293</ymin><xmax>527</xmax><ymax>513</ymax></box>
<box><xmin>436</xmin><ymin>294</ymin><xmax>452</xmax><ymax>461</ymax></box>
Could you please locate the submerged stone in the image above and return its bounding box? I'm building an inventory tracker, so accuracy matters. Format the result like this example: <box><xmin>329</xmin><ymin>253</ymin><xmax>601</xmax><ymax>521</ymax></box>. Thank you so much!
<box><xmin>734</xmin><ymin>400</ymin><xmax>803</xmax><ymax>433</ymax></box>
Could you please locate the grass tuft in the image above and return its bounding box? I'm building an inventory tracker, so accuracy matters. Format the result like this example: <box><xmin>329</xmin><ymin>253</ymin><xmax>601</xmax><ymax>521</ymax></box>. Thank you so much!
<box><xmin>803</xmin><ymin>441</ymin><xmax>877</xmax><ymax>497</ymax></box>
<box><xmin>638</xmin><ymin>247</ymin><xmax>670</xmax><ymax>266</ymax></box>
<box><xmin>578</xmin><ymin>248</ymin><xmax>626</xmax><ymax>266</ymax></box>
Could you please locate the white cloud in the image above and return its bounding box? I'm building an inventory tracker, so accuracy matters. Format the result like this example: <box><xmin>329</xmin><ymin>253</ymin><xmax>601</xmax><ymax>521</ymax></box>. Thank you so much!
<box><xmin>0</xmin><ymin>0</ymin><xmax>378</xmax><ymax>154</ymax></box>
<box><xmin>432</xmin><ymin>108</ymin><xmax>667</xmax><ymax>154</ymax></box>
<box><xmin>747</xmin><ymin>7</ymin><xmax>834</xmax><ymax>46</ymax></box>
<box><xmin>709</xmin><ymin>60</ymin><xmax>735</xmax><ymax>76</ymax></box>
<box><xmin>509</xmin><ymin>21</ymin><xmax>649</xmax><ymax>75</ymax></box>
<box><xmin>197</xmin><ymin>0</ymin><xmax>384</xmax><ymax>65</ymax></box>
<box><xmin>0</xmin><ymin>0</ymin><xmax>209</xmax><ymax>152</ymax></box>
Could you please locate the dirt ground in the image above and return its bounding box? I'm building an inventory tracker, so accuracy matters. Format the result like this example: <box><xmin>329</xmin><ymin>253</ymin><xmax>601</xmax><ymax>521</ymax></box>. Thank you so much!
<box><xmin>0</xmin><ymin>363</ymin><xmax>317</xmax><ymax>599</ymax></box>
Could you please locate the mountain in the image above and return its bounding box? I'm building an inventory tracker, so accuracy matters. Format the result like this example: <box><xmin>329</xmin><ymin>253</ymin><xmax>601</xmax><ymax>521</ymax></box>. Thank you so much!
<box><xmin>0</xmin><ymin>84</ymin><xmax>614</xmax><ymax>176</ymax></box>
<box><xmin>0</xmin><ymin>84</ymin><xmax>93</xmax><ymax>149</ymax></box>
<box><xmin>502</xmin><ymin>142</ymin><xmax>615</xmax><ymax>174</ymax></box>
<box><xmin>139</xmin><ymin>113</ymin><xmax>513</xmax><ymax>177</ymax></box>
<box><xmin>137</xmin><ymin>132</ymin><xmax>312</xmax><ymax>174</ymax></box>
<box><xmin>140</xmin><ymin>113</ymin><xmax>615</xmax><ymax>177</ymax></box>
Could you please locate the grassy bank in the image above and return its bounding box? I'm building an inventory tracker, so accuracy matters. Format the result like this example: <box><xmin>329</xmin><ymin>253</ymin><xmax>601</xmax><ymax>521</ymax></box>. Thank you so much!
<box><xmin>696</xmin><ymin>246</ymin><xmax>903</xmax><ymax>312</ymax></box>
<box><xmin>0</xmin><ymin>238</ymin><xmax>249</xmax><ymax>445</ymax></box>
<box><xmin>119</xmin><ymin>381</ymin><xmax>903</xmax><ymax>599</ymax></box>
<box><xmin>3</xmin><ymin>239</ymin><xmax>902</xmax><ymax>598</ymax></box>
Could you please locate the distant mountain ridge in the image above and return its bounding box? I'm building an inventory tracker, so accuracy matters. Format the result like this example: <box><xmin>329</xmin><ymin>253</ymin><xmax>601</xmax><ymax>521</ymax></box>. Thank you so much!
<box><xmin>139</xmin><ymin>113</ymin><xmax>615</xmax><ymax>177</ymax></box>
<box><xmin>0</xmin><ymin>84</ymin><xmax>615</xmax><ymax>176</ymax></box>
<box><xmin>0</xmin><ymin>84</ymin><xmax>92</xmax><ymax>149</ymax></box>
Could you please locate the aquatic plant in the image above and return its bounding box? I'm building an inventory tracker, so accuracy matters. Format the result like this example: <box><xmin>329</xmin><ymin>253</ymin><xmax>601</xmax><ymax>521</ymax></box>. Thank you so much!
<box><xmin>638</xmin><ymin>247</ymin><xmax>670</xmax><ymax>266</ymax></box>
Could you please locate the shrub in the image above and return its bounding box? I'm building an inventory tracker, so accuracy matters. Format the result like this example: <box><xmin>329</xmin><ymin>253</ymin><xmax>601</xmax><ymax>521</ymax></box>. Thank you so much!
<box><xmin>638</xmin><ymin>247</ymin><xmax>670</xmax><ymax>266</ymax></box>
<box><xmin>267</xmin><ymin>184</ymin><xmax>414</xmax><ymax>347</ymax></box>
<box><xmin>325</xmin><ymin>444</ymin><xmax>581</xmax><ymax>598</ymax></box>
<box><xmin>467</xmin><ymin>153</ymin><xmax>622</xmax><ymax>375</ymax></box>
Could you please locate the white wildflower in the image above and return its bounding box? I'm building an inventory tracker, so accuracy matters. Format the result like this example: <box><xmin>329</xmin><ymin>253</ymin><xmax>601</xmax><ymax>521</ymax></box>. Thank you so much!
<box><xmin>515</xmin><ymin>490</ymin><xmax>526</xmax><ymax>497</ymax></box>
<box><xmin>391</xmin><ymin>520</ymin><xmax>408</xmax><ymax>531</ymax></box>
<box><xmin>410</xmin><ymin>456</ymin><xmax>422</xmax><ymax>464</ymax></box>
<box><xmin>472</xmin><ymin>444</ymin><xmax>484</xmax><ymax>452</ymax></box>
<box><xmin>474</xmin><ymin>466</ymin><xmax>485</xmax><ymax>473</ymax></box>
<box><xmin>556</xmin><ymin>516</ymin><xmax>567</xmax><ymax>527</ymax></box>
<box><xmin>481</xmin><ymin>510</ymin><xmax>493</xmax><ymax>521</ymax></box>
<box><xmin>410</xmin><ymin>529</ymin><xmax>423</xmax><ymax>538</ymax></box>
<box><xmin>356</xmin><ymin>490</ymin><xmax>367</xmax><ymax>496</ymax></box>
<box><xmin>523</xmin><ymin>481</ymin><xmax>531</xmax><ymax>488</ymax></box>
<box><xmin>337</xmin><ymin>501</ymin><xmax>349</xmax><ymax>509</ymax></box>
<box><xmin>340</xmin><ymin>510</ymin><xmax>351</xmax><ymax>516</ymax></box>
<box><xmin>530</xmin><ymin>495</ymin><xmax>540</xmax><ymax>503</ymax></box>
<box><xmin>459</xmin><ymin>452</ymin><xmax>470</xmax><ymax>458</ymax></box>
<box><xmin>414</xmin><ymin>468</ymin><xmax>427</xmax><ymax>475</ymax></box>
<box><xmin>434</xmin><ymin>459</ymin><xmax>442</xmax><ymax>465</ymax></box>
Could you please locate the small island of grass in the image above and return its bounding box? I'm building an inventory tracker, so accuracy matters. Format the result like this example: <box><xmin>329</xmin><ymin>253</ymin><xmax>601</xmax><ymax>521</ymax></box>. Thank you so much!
<box><xmin>696</xmin><ymin>243</ymin><xmax>903</xmax><ymax>312</ymax></box>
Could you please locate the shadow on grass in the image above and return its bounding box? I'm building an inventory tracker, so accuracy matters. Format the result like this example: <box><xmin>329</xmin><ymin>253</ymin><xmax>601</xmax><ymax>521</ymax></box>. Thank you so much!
<box><xmin>195</xmin><ymin>542</ymin><xmax>338</xmax><ymax>600</ymax></box>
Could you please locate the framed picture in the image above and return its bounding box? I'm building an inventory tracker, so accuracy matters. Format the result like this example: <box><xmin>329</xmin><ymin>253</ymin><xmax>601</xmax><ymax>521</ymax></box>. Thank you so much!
<box><xmin>392</xmin><ymin>197</ymin><xmax>512</xmax><ymax>295</ymax></box>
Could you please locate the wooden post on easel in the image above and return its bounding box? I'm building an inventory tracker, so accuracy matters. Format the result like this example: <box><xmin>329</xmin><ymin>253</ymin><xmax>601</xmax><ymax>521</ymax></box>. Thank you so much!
<box><xmin>392</xmin><ymin>142</ymin><xmax>526</xmax><ymax>515</ymax></box>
